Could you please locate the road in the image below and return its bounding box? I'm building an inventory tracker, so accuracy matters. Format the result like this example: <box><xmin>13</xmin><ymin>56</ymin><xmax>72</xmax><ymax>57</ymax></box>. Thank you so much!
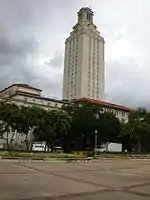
<box><xmin>0</xmin><ymin>159</ymin><xmax>150</xmax><ymax>199</ymax></box>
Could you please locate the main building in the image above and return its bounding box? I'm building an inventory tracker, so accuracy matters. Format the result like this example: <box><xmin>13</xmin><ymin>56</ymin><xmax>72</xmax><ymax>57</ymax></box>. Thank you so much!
<box><xmin>62</xmin><ymin>7</ymin><xmax>105</xmax><ymax>101</ymax></box>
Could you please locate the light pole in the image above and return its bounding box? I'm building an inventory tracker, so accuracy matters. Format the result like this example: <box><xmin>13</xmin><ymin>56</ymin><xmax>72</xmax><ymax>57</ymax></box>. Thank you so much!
<box><xmin>94</xmin><ymin>129</ymin><xmax>98</xmax><ymax>157</ymax></box>
<box><xmin>94</xmin><ymin>113</ymin><xmax>99</xmax><ymax>157</ymax></box>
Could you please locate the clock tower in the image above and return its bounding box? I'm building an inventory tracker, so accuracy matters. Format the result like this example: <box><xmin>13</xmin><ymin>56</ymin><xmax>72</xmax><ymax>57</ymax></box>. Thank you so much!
<box><xmin>63</xmin><ymin>7</ymin><xmax>105</xmax><ymax>100</ymax></box>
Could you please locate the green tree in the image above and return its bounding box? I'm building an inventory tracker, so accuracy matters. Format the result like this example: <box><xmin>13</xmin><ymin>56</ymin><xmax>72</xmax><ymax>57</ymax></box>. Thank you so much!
<box><xmin>119</xmin><ymin>121</ymin><xmax>132</xmax><ymax>152</ymax></box>
<box><xmin>0</xmin><ymin>102</ymin><xmax>20</xmax><ymax>149</ymax></box>
<box><xmin>63</xmin><ymin>100</ymin><xmax>121</xmax><ymax>151</ymax></box>
<box><xmin>96</xmin><ymin>111</ymin><xmax>121</xmax><ymax>145</ymax></box>
<box><xmin>0</xmin><ymin>102</ymin><xmax>47</xmax><ymax>150</ymax></box>
<box><xmin>16</xmin><ymin>106</ymin><xmax>47</xmax><ymax>150</ymax></box>
<box><xmin>63</xmin><ymin>101</ymin><xmax>100</xmax><ymax>150</ymax></box>
<box><xmin>34</xmin><ymin>109</ymin><xmax>71</xmax><ymax>151</ymax></box>
<box><xmin>123</xmin><ymin>108</ymin><xmax>150</xmax><ymax>152</ymax></box>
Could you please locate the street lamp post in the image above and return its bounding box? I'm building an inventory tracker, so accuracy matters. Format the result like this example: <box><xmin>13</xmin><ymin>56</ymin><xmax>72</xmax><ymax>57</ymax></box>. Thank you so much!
<box><xmin>94</xmin><ymin>113</ymin><xmax>99</xmax><ymax>157</ymax></box>
<box><xmin>94</xmin><ymin>129</ymin><xmax>98</xmax><ymax>157</ymax></box>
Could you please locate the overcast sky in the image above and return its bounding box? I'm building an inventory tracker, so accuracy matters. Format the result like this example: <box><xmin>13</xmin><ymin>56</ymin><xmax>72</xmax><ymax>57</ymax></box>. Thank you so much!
<box><xmin>0</xmin><ymin>0</ymin><xmax>150</xmax><ymax>108</ymax></box>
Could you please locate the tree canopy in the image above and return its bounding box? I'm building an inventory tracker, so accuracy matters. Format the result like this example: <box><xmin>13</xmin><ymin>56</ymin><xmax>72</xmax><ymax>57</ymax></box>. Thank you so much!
<box><xmin>0</xmin><ymin>102</ymin><xmax>71</xmax><ymax>150</ymax></box>
<box><xmin>63</xmin><ymin>100</ymin><xmax>121</xmax><ymax>151</ymax></box>
<box><xmin>1</xmin><ymin>100</ymin><xmax>150</xmax><ymax>153</ymax></box>
<box><xmin>121</xmin><ymin>108</ymin><xmax>150</xmax><ymax>152</ymax></box>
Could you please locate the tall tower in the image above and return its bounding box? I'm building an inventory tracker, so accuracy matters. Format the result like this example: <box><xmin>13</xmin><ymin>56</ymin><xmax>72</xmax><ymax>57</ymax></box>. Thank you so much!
<box><xmin>62</xmin><ymin>7</ymin><xmax>105</xmax><ymax>101</ymax></box>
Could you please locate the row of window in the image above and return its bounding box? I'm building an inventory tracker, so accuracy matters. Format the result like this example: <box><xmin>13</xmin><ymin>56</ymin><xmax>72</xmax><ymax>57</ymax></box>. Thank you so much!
<box><xmin>89</xmin><ymin>38</ymin><xmax>100</xmax><ymax>51</ymax></box>
<box><xmin>68</xmin><ymin>55</ymin><xmax>78</xmax><ymax>67</ymax></box>
<box><xmin>67</xmin><ymin>92</ymin><xmax>77</xmax><ymax>99</ymax></box>
<box><xmin>23</xmin><ymin>97</ymin><xmax>61</xmax><ymax>108</ymax></box>
<box><xmin>88</xmin><ymin>94</ymin><xmax>99</xmax><ymax>99</ymax></box>
<box><xmin>103</xmin><ymin>107</ymin><xmax>127</xmax><ymax>118</ymax></box>
<box><xmin>69</xmin><ymin>39</ymin><xmax>78</xmax><ymax>54</ymax></box>
<box><xmin>89</xmin><ymin>56</ymin><xmax>100</xmax><ymax>66</ymax></box>
<box><xmin>67</xmin><ymin>87</ymin><xmax>78</xmax><ymax>97</ymax></box>
<box><xmin>88</xmin><ymin>92</ymin><xmax>99</xmax><ymax>98</ymax></box>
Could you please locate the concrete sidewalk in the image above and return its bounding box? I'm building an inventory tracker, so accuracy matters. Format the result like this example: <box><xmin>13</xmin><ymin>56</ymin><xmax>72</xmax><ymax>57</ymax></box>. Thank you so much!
<box><xmin>0</xmin><ymin>159</ymin><xmax>150</xmax><ymax>199</ymax></box>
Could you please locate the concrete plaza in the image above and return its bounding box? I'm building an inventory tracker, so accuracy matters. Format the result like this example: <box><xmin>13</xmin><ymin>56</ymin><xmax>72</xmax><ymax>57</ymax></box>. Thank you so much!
<box><xmin>0</xmin><ymin>159</ymin><xmax>150</xmax><ymax>200</ymax></box>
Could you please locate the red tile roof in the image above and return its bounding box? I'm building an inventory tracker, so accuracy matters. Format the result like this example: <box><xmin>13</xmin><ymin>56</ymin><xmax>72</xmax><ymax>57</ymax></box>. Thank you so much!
<box><xmin>74</xmin><ymin>97</ymin><xmax>133</xmax><ymax>112</ymax></box>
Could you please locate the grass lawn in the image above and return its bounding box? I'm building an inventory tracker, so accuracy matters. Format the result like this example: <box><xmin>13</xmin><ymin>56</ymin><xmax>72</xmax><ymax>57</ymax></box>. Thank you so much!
<box><xmin>0</xmin><ymin>150</ymin><xmax>150</xmax><ymax>160</ymax></box>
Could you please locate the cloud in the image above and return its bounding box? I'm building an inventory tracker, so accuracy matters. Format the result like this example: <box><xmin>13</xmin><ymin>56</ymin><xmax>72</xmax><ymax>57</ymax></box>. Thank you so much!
<box><xmin>0</xmin><ymin>0</ymin><xmax>150</xmax><ymax>108</ymax></box>
<box><xmin>45</xmin><ymin>54</ymin><xmax>63</xmax><ymax>68</ymax></box>
<box><xmin>0</xmin><ymin>33</ymin><xmax>37</xmax><ymax>56</ymax></box>
<box><xmin>0</xmin><ymin>0</ymin><xmax>86</xmax><ymax>99</ymax></box>
<box><xmin>0</xmin><ymin>25</ymin><xmax>38</xmax><ymax>87</ymax></box>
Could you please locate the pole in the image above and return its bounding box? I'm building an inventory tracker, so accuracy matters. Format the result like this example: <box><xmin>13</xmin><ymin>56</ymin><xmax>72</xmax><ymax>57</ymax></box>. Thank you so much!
<box><xmin>94</xmin><ymin>114</ymin><xmax>99</xmax><ymax>157</ymax></box>
<box><xmin>94</xmin><ymin>130</ymin><xmax>97</xmax><ymax>157</ymax></box>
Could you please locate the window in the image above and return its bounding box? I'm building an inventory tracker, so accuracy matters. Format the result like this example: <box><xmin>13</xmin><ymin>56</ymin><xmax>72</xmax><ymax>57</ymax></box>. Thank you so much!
<box><xmin>122</xmin><ymin>112</ymin><xmax>125</xmax><ymax>117</ymax></box>
<box><xmin>115</xmin><ymin>110</ymin><xmax>117</xmax><ymax>115</ymax></box>
<box><xmin>55</xmin><ymin>103</ymin><xmax>58</xmax><ymax>107</ymax></box>
<box><xmin>24</xmin><ymin>97</ymin><xmax>27</xmax><ymax>102</ymax></box>
<box><xmin>47</xmin><ymin>102</ymin><xmax>51</xmax><ymax>106</ymax></box>
<box><xmin>87</xmin><ymin>13</ymin><xmax>89</xmax><ymax>20</ymax></box>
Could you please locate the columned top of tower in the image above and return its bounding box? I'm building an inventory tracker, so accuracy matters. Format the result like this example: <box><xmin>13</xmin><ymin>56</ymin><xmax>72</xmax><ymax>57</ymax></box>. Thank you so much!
<box><xmin>78</xmin><ymin>7</ymin><xmax>94</xmax><ymax>24</ymax></box>
<box><xmin>66</xmin><ymin>7</ymin><xmax>104</xmax><ymax>44</ymax></box>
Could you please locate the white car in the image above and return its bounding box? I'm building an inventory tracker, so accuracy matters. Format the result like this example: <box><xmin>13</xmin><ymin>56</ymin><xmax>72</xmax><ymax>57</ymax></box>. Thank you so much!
<box><xmin>32</xmin><ymin>142</ymin><xmax>49</xmax><ymax>152</ymax></box>
<box><xmin>54</xmin><ymin>146</ymin><xmax>63</xmax><ymax>153</ymax></box>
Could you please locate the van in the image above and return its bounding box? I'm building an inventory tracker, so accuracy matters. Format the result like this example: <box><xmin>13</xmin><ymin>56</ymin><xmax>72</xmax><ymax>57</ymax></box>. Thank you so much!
<box><xmin>32</xmin><ymin>142</ymin><xmax>49</xmax><ymax>152</ymax></box>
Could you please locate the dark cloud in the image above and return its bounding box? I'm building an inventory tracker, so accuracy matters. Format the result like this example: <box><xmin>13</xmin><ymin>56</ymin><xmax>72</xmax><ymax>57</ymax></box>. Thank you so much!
<box><xmin>0</xmin><ymin>23</ymin><xmax>63</xmax><ymax>99</ymax></box>
<box><xmin>0</xmin><ymin>26</ymin><xmax>39</xmax><ymax>90</ymax></box>
<box><xmin>0</xmin><ymin>34</ymin><xmax>37</xmax><ymax>55</ymax></box>
<box><xmin>0</xmin><ymin>0</ymin><xmax>80</xmax><ymax>99</ymax></box>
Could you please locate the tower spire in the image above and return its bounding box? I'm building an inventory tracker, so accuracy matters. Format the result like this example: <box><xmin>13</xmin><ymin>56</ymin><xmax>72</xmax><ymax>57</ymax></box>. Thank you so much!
<box><xmin>77</xmin><ymin>7</ymin><xmax>94</xmax><ymax>24</ymax></box>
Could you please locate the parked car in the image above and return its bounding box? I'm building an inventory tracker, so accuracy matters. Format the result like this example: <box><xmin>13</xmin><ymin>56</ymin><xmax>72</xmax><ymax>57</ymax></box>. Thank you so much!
<box><xmin>54</xmin><ymin>146</ymin><xmax>63</xmax><ymax>153</ymax></box>
<box><xmin>32</xmin><ymin>142</ymin><xmax>50</xmax><ymax>152</ymax></box>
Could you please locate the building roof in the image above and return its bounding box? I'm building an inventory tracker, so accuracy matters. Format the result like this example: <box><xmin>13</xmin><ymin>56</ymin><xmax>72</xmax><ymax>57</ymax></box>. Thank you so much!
<box><xmin>14</xmin><ymin>91</ymin><xmax>69</xmax><ymax>104</ymax></box>
<box><xmin>78</xmin><ymin>7</ymin><xmax>93</xmax><ymax>14</ymax></box>
<box><xmin>0</xmin><ymin>84</ymin><xmax>42</xmax><ymax>93</ymax></box>
<box><xmin>75</xmin><ymin>97</ymin><xmax>133</xmax><ymax>112</ymax></box>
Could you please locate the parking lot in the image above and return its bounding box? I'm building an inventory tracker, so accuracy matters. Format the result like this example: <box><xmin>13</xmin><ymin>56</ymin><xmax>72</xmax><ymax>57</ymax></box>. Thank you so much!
<box><xmin>0</xmin><ymin>159</ymin><xmax>150</xmax><ymax>200</ymax></box>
